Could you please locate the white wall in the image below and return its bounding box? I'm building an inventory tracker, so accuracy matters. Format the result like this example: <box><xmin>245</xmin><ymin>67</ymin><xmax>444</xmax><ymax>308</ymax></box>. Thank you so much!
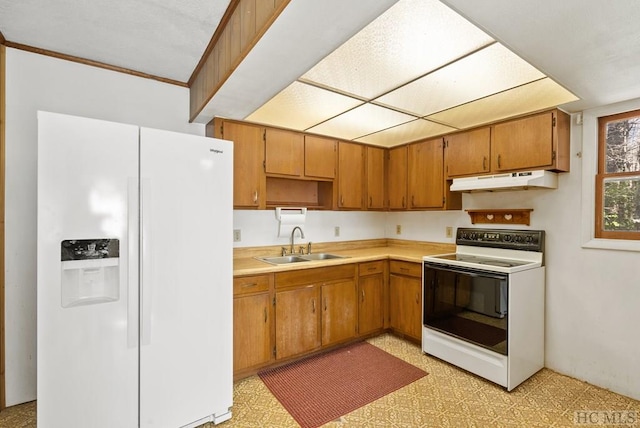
<box><xmin>4</xmin><ymin>48</ymin><xmax>204</xmax><ymax>406</ymax></box>
<box><xmin>233</xmin><ymin>210</ymin><xmax>386</xmax><ymax>248</ymax></box>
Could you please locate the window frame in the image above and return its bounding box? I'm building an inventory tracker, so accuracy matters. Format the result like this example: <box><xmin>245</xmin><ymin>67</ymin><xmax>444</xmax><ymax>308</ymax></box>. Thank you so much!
<box><xmin>595</xmin><ymin>109</ymin><xmax>640</xmax><ymax>240</ymax></box>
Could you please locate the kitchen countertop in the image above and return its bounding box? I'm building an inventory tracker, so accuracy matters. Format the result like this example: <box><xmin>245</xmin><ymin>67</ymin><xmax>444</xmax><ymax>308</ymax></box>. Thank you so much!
<box><xmin>233</xmin><ymin>239</ymin><xmax>455</xmax><ymax>276</ymax></box>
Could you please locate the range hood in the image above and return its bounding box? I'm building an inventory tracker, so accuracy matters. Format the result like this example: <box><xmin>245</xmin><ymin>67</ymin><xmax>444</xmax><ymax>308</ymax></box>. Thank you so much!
<box><xmin>450</xmin><ymin>170</ymin><xmax>558</xmax><ymax>192</ymax></box>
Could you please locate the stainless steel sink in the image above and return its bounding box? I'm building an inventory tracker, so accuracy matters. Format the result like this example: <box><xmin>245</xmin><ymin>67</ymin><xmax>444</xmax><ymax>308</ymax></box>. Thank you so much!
<box><xmin>256</xmin><ymin>255</ymin><xmax>309</xmax><ymax>265</ymax></box>
<box><xmin>300</xmin><ymin>253</ymin><xmax>347</xmax><ymax>261</ymax></box>
<box><xmin>256</xmin><ymin>253</ymin><xmax>347</xmax><ymax>265</ymax></box>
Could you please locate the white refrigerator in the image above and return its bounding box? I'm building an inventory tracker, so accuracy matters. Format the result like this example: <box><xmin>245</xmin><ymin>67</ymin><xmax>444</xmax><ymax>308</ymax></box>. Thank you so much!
<box><xmin>37</xmin><ymin>111</ymin><xmax>233</xmax><ymax>428</ymax></box>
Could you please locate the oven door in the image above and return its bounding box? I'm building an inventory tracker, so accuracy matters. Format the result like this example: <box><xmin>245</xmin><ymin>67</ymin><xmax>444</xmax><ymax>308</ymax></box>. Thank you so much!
<box><xmin>423</xmin><ymin>262</ymin><xmax>508</xmax><ymax>355</ymax></box>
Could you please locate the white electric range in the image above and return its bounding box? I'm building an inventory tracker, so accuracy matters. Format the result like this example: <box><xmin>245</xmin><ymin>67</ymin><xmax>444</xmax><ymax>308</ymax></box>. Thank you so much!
<box><xmin>422</xmin><ymin>228</ymin><xmax>545</xmax><ymax>391</ymax></box>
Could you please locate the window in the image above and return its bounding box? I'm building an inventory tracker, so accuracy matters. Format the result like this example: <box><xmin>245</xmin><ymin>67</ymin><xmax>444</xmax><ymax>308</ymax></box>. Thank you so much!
<box><xmin>596</xmin><ymin>109</ymin><xmax>640</xmax><ymax>240</ymax></box>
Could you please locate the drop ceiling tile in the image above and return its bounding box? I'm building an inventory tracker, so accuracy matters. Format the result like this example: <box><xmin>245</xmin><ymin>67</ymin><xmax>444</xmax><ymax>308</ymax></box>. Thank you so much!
<box><xmin>374</xmin><ymin>43</ymin><xmax>546</xmax><ymax>116</ymax></box>
<box><xmin>355</xmin><ymin>119</ymin><xmax>457</xmax><ymax>147</ymax></box>
<box><xmin>425</xmin><ymin>78</ymin><xmax>578</xmax><ymax>129</ymax></box>
<box><xmin>245</xmin><ymin>81</ymin><xmax>363</xmax><ymax>130</ymax></box>
<box><xmin>301</xmin><ymin>0</ymin><xmax>494</xmax><ymax>99</ymax></box>
<box><xmin>306</xmin><ymin>103</ymin><xmax>416</xmax><ymax>140</ymax></box>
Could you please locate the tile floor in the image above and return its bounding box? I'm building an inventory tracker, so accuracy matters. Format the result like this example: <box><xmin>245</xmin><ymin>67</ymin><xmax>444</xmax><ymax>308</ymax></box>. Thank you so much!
<box><xmin>1</xmin><ymin>334</ymin><xmax>638</xmax><ymax>427</ymax></box>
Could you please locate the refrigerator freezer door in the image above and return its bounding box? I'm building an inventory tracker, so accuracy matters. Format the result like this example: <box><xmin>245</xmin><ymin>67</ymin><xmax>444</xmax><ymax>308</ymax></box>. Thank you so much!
<box><xmin>139</xmin><ymin>128</ymin><xmax>233</xmax><ymax>427</ymax></box>
<box><xmin>37</xmin><ymin>111</ymin><xmax>139</xmax><ymax>427</ymax></box>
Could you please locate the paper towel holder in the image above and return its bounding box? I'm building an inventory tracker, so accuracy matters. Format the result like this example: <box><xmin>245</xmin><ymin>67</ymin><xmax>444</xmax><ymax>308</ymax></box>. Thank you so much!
<box><xmin>275</xmin><ymin>207</ymin><xmax>307</xmax><ymax>221</ymax></box>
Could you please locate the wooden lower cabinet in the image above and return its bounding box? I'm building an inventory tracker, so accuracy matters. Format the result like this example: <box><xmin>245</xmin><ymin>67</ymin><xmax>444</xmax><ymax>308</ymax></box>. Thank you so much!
<box><xmin>274</xmin><ymin>264</ymin><xmax>357</xmax><ymax>360</ymax></box>
<box><xmin>321</xmin><ymin>279</ymin><xmax>358</xmax><ymax>346</ymax></box>
<box><xmin>358</xmin><ymin>261</ymin><xmax>385</xmax><ymax>336</ymax></box>
<box><xmin>389</xmin><ymin>261</ymin><xmax>423</xmax><ymax>341</ymax></box>
<box><xmin>233</xmin><ymin>274</ymin><xmax>273</xmax><ymax>375</ymax></box>
<box><xmin>275</xmin><ymin>285</ymin><xmax>321</xmax><ymax>360</ymax></box>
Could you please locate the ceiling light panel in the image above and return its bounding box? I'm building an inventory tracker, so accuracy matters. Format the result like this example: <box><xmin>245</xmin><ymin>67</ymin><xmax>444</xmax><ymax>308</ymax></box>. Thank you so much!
<box><xmin>355</xmin><ymin>119</ymin><xmax>457</xmax><ymax>147</ymax></box>
<box><xmin>425</xmin><ymin>78</ymin><xmax>579</xmax><ymax>129</ymax></box>
<box><xmin>374</xmin><ymin>43</ymin><xmax>546</xmax><ymax>116</ymax></box>
<box><xmin>245</xmin><ymin>81</ymin><xmax>363</xmax><ymax>130</ymax></box>
<box><xmin>306</xmin><ymin>103</ymin><xmax>416</xmax><ymax>140</ymax></box>
<box><xmin>300</xmin><ymin>0</ymin><xmax>494</xmax><ymax>100</ymax></box>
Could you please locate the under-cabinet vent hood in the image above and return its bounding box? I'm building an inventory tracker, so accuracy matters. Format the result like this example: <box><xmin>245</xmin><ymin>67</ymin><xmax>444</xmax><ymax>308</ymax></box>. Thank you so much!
<box><xmin>450</xmin><ymin>170</ymin><xmax>558</xmax><ymax>192</ymax></box>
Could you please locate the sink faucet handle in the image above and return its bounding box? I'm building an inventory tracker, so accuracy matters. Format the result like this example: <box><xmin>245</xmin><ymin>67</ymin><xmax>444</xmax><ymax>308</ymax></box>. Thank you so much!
<box><xmin>299</xmin><ymin>246</ymin><xmax>305</xmax><ymax>255</ymax></box>
<box><xmin>281</xmin><ymin>247</ymin><xmax>288</xmax><ymax>256</ymax></box>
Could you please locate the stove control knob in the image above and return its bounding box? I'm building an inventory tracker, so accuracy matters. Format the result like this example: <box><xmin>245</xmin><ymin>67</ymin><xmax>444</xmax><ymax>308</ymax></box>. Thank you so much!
<box><xmin>470</xmin><ymin>232</ymin><xmax>477</xmax><ymax>240</ymax></box>
<box><xmin>503</xmin><ymin>234</ymin><xmax>512</xmax><ymax>242</ymax></box>
<box><xmin>525</xmin><ymin>235</ymin><xmax>534</xmax><ymax>243</ymax></box>
<box><xmin>461</xmin><ymin>231</ymin><xmax>468</xmax><ymax>239</ymax></box>
<box><xmin>514</xmin><ymin>235</ymin><xmax>523</xmax><ymax>243</ymax></box>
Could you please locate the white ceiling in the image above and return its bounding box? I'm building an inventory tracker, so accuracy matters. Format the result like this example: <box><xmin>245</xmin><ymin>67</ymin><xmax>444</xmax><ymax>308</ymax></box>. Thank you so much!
<box><xmin>2</xmin><ymin>0</ymin><xmax>640</xmax><ymax>146</ymax></box>
<box><xmin>0</xmin><ymin>0</ymin><xmax>231</xmax><ymax>83</ymax></box>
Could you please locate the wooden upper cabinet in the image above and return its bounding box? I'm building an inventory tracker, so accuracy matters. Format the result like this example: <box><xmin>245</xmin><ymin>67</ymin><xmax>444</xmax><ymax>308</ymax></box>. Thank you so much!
<box><xmin>492</xmin><ymin>109</ymin><xmax>570</xmax><ymax>172</ymax></box>
<box><xmin>408</xmin><ymin>138</ymin><xmax>444</xmax><ymax>209</ymax></box>
<box><xmin>210</xmin><ymin>119</ymin><xmax>265</xmax><ymax>208</ymax></box>
<box><xmin>445</xmin><ymin>127</ymin><xmax>491</xmax><ymax>178</ymax></box>
<box><xmin>304</xmin><ymin>135</ymin><xmax>336</xmax><ymax>179</ymax></box>
<box><xmin>265</xmin><ymin>128</ymin><xmax>304</xmax><ymax>177</ymax></box>
<box><xmin>337</xmin><ymin>142</ymin><xmax>365</xmax><ymax>209</ymax></box>
<box><xmin>388</xmin><ymin>146</ymin><xmax>408</xmax><ymax>210</ymax></box>
<box><xmin>366</xmin><ymin>146</ymin><xmax>386</xmax><ymax>210</ymax></box>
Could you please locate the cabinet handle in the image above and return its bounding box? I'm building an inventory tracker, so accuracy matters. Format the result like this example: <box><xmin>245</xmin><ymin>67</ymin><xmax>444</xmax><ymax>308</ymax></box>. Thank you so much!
<box><xmin>253</xmin><ymin>190</ymin><xmax>258</xmax><ymax>203</ymax></box>
<box><xmin>400</xmin><ymin>267</ymin><xmax>409</xmax><ymax>272</ymax></box>
<box><xmin>361</xmin><ymin>289</ymin><xmax>365</xmax><ymax>303</ymax></box>
<box><xmin>402</xmin><ymin>196</ymin><xmax>405</xmax><ymax>208</ymax></box>
<box><xmin>411</xmin><ymin>195</ymin><xmax>415</xmax><ymax>207</ymax></box>
<box><xmin>324</xmin><ymin>297</ymin><xmax>327</xmax><ymax>311</ymax></box>
<box><xmin>264</xmin><ymin>308</ymin><xmax>267</xmax><ymax>323</ymax></box>
<box><xmin>497</xmin><ymin>154</ymin><xmax>502</xmax><ymax>168</ymax></box>
<box><xmin>340</xmin><ymin>195</ymin><xmax>344</xmax><ymax>206</ymax></box>
<box><xmin>367</xmin><ymin>267</ymin><xmax>376</xmax><ymax>271</ymax></box>
<box><xmin>483</xmin><ymin>156</ymin><xmax>487</xmax><ymax>170</ymax></box>
<box><xmin>369</xmin><ymin>196</ymin><xmax>372</xmax><ymax>207</ymax></box>
<box><xmin>312</xmin><ymin>298</ymin><xmax>316</xmax><ymax>313</ymax></box>
<box><xmin>416</xmin><ymin>292</ymin><xmax>420</xmax><ymax>304</ymax></box>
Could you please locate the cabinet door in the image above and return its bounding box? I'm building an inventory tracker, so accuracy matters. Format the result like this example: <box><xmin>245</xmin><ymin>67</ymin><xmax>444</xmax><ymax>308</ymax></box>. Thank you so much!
<box><xmin>445</xmin><ymin>127</ymin><xmax>491</xmax><ymax>177</ymax></box>
<box><xmin>219</xmin><ymin>121</ymin><xmax>265</xmax><ymax>208</ymax></box>
<box><xmin>492</xmin><ymin>112</ymin><xmax>554</xmax><ymax>171</ymax></box>
<box><xmin>265</xmin><ymin>127</ymin><xmax>304</xmax><ymax>177</ymax></box>
<box><xmin>305</xmin><ymin>135</ymin><xmax>336</xmax><ymax>179</ymax></box>
<box><xmin>233</xmin><ymin>293</ymin><xmax>272</xmax><ymax>372</ymax></box>
<box><xmin>388</xmin><ymin>146</ymin><xmax>408</xmax><ymax>209</ymax></box>
<box><xmin>275</xmin><ymin>286</ymin><xmax>321</xmax><ymax>360</ymax></box>
<box><xmin>337</xmin><ymin>142</ymin><xmax>365</xmax><ymax>209</ymax></box>
<box><xmin>408</xmin><ymin>138</ymin><xmax>444</xmax><ymax>209</ymax></box>
<box><xmin>321</xmin><ymin>280</ymin><xmax>357</xmax><ymax>346</ymax></box>
<box><xmin>389</xmin><ymin>274</ymin><xmax>422</xmax><ymax>340</ymax></box>
<box><xmin>366</xmin><ymin>146</ymin><xmax>386</xmax><ymax>209</ymax></box>
<box><xmin>358</xmin><ymin>274</ymin><xmax>384</xmax><ymax>335</ymax></box>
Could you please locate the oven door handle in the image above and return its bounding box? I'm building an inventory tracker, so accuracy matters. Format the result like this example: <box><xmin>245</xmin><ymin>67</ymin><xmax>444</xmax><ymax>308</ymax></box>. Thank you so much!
<box><xmin>424</xmin><ymin>263</ymin><xmax>508</xmax><ymax>281</ymax></box>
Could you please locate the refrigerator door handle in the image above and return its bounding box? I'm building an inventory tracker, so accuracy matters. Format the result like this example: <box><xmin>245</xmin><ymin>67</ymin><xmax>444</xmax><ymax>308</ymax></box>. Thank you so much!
<box><xmin>127</xmin><ymin>178</ymin><xmax>138</xmax><ymax>348</ymax></box>
<box><xmin>141</xmin><ymin>177</ymin><xmax>152</xmax><ymax>346</ymax></box>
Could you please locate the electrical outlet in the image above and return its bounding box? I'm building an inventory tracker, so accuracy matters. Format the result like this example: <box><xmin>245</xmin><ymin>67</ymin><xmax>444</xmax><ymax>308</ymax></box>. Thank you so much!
<box><xmin>396</xmin><ymin>224</ymin><xmax>402</xmax><ymax>235</ymax></box>
<box><xmin>445</xmin><ymin>226</ymin><xmax>453</xmax><ymax>238</ymax></box>
<box><xmin>233</xmin><ymin>229</ymin><xmax>241</xmax><ymax>242</ymax></box>
<box><xmin>334</xmin><ymin>226</ymin><xmax>340</xmax><ymax>237</ymax></box>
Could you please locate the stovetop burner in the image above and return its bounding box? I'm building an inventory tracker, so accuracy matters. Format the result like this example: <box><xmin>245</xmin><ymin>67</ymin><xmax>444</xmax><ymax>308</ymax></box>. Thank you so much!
<box><xmin>428</xmin><ymin>253</ymin><xmax>534</xmax><ymax>268</ymax></box>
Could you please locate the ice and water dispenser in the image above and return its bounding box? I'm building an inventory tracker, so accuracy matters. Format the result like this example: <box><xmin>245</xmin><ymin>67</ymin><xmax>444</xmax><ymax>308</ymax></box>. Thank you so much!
<box><xmin>60</xmin><ymin>239</ymin><xmax>120</xmax><ymax>307</ymax></box>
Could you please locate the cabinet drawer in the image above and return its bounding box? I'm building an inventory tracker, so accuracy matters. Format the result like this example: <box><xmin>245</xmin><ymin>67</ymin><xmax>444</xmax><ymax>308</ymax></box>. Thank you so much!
<box><xmin>358</xmin><ymin>260</ymin><xmax>384</xmax><ymax>276</ymax></box>
<box><xmin>233</xmin><ymin>274</ymin><xmax>271</xmax><ymax>296</ymax></box>
<box><xmin>389</xmin><ymin>260</ymin><xmax>422</xmax><ymax>278</ymax></box>
<box><xmin>275</xmin><ymin>264</ymin><xmax>356</xmax><ymax>288</ymax></box>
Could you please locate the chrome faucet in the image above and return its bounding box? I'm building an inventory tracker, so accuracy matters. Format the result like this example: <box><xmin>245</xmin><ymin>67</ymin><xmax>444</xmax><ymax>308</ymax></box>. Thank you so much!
<box><xmin>290</xmin><ymin>226</ymin><xmax>305</xmax><ymax>254</ymax></box>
